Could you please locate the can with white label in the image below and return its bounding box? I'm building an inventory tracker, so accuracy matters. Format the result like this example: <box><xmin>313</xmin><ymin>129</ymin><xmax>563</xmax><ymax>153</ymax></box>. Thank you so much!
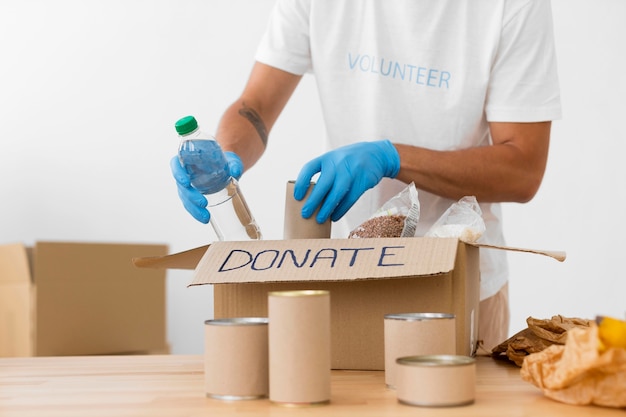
<box><xmin>204</xmin><ymin>317</ymin><xmax>269</xmax><ymax>400</ymax></box>
<box><xmin>384</xmin><ymin>312</ymin><xmax>456</xmax><ymax>388</ymax></box>
<box><xmin>396</xmin><ymin>355</ymin><xmax>476</xmax><ymax>407</ymax></box>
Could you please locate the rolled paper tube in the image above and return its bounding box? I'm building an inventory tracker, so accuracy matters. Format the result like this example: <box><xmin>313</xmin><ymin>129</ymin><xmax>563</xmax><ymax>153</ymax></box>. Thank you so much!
<box><xmin>283</xmin><ymin>180</ymin><xmax>331</xmax><ymax>239</ymax></box>
<box><xmin>268</xmin><ymin>290</ymin><xmax>331</xmax><ymax>406</ymax></box>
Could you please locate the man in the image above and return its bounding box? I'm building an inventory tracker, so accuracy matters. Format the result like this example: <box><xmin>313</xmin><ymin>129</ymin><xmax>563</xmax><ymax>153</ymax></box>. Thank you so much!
<box><xmin>171</xmin><ymin>0</ymin><xmax>561</xmax><ymax>352</ymax></box>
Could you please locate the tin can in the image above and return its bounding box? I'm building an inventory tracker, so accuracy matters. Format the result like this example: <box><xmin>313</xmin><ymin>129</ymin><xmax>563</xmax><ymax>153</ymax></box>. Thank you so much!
<box><xmin>204</xmin><ymin>317</ymin><xmax>269</xmax><ymax>400</ymax></box>
<box><xmin>384</xmin><ymin>313</ymin><xmax>456</xmax><ymax>389</ymax></box>
<box><xmin>283</xmin><ymin>180</ymin><xmax>331</xmax><ymax>239</ymax></box>
<box><xmin>268</xmin><ymin>290</ymin><xmax>331</xmax><ymax>406</ymax></box>
<box><xmin>396</xmin><ymin>355</ymin><xmax>476</xmax><ymax>407</ymax></box>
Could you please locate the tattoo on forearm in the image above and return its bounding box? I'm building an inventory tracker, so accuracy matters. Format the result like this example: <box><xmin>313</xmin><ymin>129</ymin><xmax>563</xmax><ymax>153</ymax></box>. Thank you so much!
<box><xmin>239</xmin><ymin>102</ymin><xmax>268</xmax><ymax>146</ymax></box>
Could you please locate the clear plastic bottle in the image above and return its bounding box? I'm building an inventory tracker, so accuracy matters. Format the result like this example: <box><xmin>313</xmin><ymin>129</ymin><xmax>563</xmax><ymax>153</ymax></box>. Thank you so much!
<box><xmin>175</xmin><ymin>115</ymin><xmax>262</xmax><ymax>241</ymax></box>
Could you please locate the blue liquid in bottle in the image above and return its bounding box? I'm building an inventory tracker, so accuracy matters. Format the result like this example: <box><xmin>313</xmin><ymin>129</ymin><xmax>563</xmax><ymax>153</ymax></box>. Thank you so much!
<box><xmin>179</xmin><ymin>139</ymin><xmax>231</xmax><ymax>194</ymax></box>
<box><xmin>175</xmin><ymin>115</ymin><xmax>262</xmax><ymax>241</ymax></box>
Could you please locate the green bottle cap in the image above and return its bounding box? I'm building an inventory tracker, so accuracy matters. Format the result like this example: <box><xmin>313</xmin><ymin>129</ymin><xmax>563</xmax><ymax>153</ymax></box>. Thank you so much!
<box><xmin>175</xmin><ymin>115</ymin><xmax>198</xmax><ymax>135</ymax></box>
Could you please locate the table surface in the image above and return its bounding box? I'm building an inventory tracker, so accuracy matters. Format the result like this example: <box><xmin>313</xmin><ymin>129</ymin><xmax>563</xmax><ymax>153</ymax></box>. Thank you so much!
<box><xmin>0</xmin><ymin>354</ymin><xmax>623</xmax><ymax>417</ymax></box>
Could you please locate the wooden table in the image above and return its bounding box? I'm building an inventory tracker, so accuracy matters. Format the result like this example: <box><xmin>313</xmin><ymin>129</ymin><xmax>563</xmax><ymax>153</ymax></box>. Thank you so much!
<box><xmin>0</xmin><ymin>355</ymin><xmax>623</xmax><ymax>416</ymax></box>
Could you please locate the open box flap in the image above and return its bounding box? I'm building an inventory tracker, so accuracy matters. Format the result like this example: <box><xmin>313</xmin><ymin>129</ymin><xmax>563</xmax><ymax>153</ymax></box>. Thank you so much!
<box><xmin>131</xmin><ymin>238</ymin><xmax>566</xmax><ymax>282</ymax></box>
<box><xmin>189</xmin><ymin>237</ymin><xmax>461</xmax><ymax>286</ymax></box>
<box><xmin>466</xmin><ymin>241</ymin><xmax>566</xmax><ymax>262</ymax></box>
<box><xmin>132</xmin><ymin>245</ymin><xmax>210</xmax><ymax>270</ymax></box>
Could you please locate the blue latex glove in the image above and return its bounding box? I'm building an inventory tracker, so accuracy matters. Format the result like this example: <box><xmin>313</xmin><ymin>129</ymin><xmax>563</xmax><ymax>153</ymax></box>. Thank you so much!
<box><xmin>170</xmin><ymin>151</ymin><xmax>243</xmax><ymax>224</ymax></box>
<box><xmin>294</xmin><ymin>140</ymin><xmax>400</xmax><ymax>223</ymax></box>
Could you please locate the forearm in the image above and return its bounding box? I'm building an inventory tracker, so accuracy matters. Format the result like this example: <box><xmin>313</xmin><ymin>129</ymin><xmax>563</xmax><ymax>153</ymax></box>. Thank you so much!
<box><xmin>214</xmin><ymin>62</ymin><xmax>302</xmax><ymax>173</ymax></box>
<box><xmin>395</xmin><ymin>145</ymin><xmax>534</xmax><ymax>202</ymax></box>
<box><xmin>394</xmin><ymin>122</ymin><xmax>551</xmax><ymax>203</ymax></box>
<box><xmin>215</xmin><ymin>99</ymin><xmax>268</xmax><ymax>172</ymax></box>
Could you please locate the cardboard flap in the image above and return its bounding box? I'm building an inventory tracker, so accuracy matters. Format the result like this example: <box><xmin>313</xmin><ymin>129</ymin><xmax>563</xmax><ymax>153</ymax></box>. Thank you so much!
<box><xmin>190</xmin><ymin>237</ymin><xmax>460</xmax><ymax>286</ymax></box>
<box><xmin>0</xmin><ymin>243</ymin><xmax>31</xmax><ymax>284</ymax></box>
<box><xmin>132</xmin><ymin>245</ymin><xmax>210</xmax><ymax>270</ymax></box>
<box><xmin>130</xmin><ymin>238</ymin><xmax>566</xmax><ymax>282</ymax></box>
<box><xmin>467</xmin><ymin>241</ymin><xmax>566</xmax><ymax>262</ymax></box>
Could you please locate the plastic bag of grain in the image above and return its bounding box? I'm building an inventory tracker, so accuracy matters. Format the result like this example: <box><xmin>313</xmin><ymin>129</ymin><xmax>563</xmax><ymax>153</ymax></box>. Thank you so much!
<box><xmin>348</xmin><ymin>183</ymin><xmax>420</xmax><ymax>239</ymax></box>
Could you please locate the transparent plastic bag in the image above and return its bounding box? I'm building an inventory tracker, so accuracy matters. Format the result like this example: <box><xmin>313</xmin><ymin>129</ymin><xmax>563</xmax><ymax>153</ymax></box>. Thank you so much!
<box><xmin>348</xmin><ymin>183</ymin><xmax>420</xmax><ymax>238</ymax></box>
<box><xmin>424</xmin><ymin>196</ymin><xmax>485</xmax><ymax>242</ymax></box>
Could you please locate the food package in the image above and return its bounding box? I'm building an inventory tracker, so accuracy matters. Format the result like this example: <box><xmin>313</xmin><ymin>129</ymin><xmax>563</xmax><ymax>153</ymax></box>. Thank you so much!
<box><xmin>348</xmin><ymin>183</ymin><xmax>420</xmax><ymax>238</ymax></box>
<box><xmin>520</xmin><ymin>322</ymin><xmax>626</xmax><ymax>408</ymax></box>
<box><xmin>424</xmin><ymin>196</ymin><xmax>485</xmax><ymax>242</ymax></box>
<box><xmin>491</xmin><ymin>315</ymin><xmax>592</xmax><ymax>366</ymax></box>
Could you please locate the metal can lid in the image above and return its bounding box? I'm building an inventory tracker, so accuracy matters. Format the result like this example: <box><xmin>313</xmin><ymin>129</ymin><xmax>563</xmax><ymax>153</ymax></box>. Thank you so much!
<box><xmin>384</xmin><ymin>312</ymin><xmax>455</xmax><ymax>321</ymax></box>
<box><xmin>268</xmin><ymin>290</ymin><xmax>329</xmax><ymax>298</ymax></box>
<box><xmin>396</xmin><ymin>355</ymin><xmax>475</xmax><ymax>367</ymax></box>
<box><xmin>204</xmin><ymin>317</ymin><xmax>268</xmax><ymax>326</ymax></box>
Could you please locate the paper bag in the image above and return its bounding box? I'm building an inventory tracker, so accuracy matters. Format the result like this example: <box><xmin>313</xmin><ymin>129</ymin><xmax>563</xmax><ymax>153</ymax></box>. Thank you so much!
<box><xmin>491</xmin><ymin>315</ymin><xmax>591</xmax><ymax>366</ymax></box>
<box><xmin>521</xmin><ymin>324</ymin><xmax>626</xmax><ymax>408</ymax></box>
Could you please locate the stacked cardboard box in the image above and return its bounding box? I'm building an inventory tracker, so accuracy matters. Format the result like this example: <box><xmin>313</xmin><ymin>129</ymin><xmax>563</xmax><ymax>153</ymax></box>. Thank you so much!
<box><xmin>0</xmin><ymin>241</ymin><xmax>168</xmax><ymax>357</ymax></box>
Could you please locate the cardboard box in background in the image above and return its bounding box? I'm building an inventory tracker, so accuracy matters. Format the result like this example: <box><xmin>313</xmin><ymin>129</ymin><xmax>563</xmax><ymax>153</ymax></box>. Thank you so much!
<box><xmin>0</xmin><ymin>241</ymin><xmax>169</xmax><ymax>357</ymax></box>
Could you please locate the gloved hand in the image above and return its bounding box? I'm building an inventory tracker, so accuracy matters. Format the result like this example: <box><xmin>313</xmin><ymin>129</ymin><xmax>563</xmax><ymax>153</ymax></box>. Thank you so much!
<box><xmin>170</xmin><ymin>151</ymin><xmax>244</xmax><ymax>224</ymax></box>
<box><xmin>294</xmin><ymin>140</ymin><xmax>400</xmax><ymax>223</ymax></box>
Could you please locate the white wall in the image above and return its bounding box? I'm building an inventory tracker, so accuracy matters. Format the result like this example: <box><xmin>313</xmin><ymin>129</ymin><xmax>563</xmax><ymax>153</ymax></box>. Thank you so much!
<box><xmin>504</xmin><ymin>0</ymin><xmax>626</xmax><ymax>333</ymax></box>
<box><xmin>0</xmin><ymin>0</ymin><xmax>623</xmax><ymax>354</ymax></box>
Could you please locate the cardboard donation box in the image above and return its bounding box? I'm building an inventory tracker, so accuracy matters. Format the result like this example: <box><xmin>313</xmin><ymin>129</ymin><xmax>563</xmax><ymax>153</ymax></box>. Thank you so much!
<box><xmin>0</xmin><ymin>241</ymin><xmax>168</xmax><ymax>357</ymax></box>
<box><xmin>134</xmin><ymin>237</ymin><xmax>565</xmax><ymax>370</ymax></box>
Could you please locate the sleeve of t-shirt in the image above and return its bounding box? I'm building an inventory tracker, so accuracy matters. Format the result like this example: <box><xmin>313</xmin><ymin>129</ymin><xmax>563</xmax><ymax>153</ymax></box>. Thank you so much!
<box><xmin>485</xmin><ymin>0</ymin><xmax>562</xmax><ymax>122</ymax></box>
<box><xmin>255</xmin><ymin>0</ymin><xmax>312</xmax><ymax>75</ymax></box>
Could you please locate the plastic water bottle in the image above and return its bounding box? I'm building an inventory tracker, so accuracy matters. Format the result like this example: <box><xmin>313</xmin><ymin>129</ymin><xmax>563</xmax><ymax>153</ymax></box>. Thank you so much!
<box><xmin>175</xmin><ymin>115</ymin><xmax>262</xmax><ymax>241</ymax></box>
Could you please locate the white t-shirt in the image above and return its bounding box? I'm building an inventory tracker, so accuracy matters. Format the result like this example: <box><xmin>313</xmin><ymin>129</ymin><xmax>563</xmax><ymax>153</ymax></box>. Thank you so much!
<box><xmin>255</xmin><ymin>0</ymin><xmax>562</xmax><ymax>300</ymax></box>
